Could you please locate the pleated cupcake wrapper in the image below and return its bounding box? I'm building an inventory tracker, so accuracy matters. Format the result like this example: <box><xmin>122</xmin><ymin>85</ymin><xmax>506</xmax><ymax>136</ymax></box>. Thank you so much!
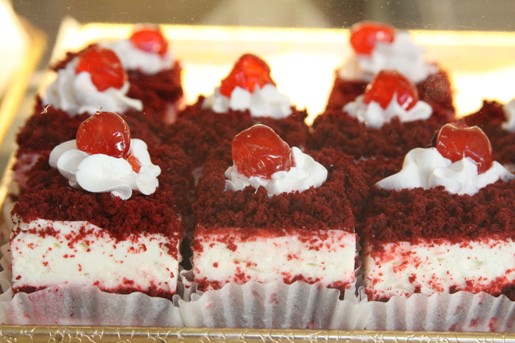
<box><xmin>179</xmin><ymin>269</ymin><xmax>370</xmax><ymax>330</ymax></box>
<box><xmin>364</xmin><ymin>291</ymin><xmax>514</xmax><ymax>332</ymax></box>
<box><xmin>0</xmin><ymin>244</ymin><xmax>184</xmax><ymax>326</ymax></box>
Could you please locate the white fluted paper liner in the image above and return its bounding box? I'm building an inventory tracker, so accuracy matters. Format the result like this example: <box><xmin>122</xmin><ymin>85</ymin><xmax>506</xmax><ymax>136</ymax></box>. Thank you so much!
<box><xmin>0</xmin><ymin>244</ymin><xmax>183</xmax><ymax>326</ymax></box>
<box><xmin>364</xmin><ymin>292</ymin><xmax>514</xmax><ymax>332</ymax></box>
<box><xmin>178</xmin><ymin>270</ymin><xmax>370</xmax><ymax>329</ymax></box>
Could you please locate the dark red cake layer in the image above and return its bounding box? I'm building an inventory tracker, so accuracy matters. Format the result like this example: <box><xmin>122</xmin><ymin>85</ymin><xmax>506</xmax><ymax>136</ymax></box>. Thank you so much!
<box><xmin>308</xmin><ymin>109</ymin><xmax>446</xmax><ymax>159</ymax></box>
<box><xmin>325</xmin><ymin>68</ymin><xmax>455</xmax><ymax>122</ymax></box>
<box><xmin>463</xmin><ymin>100</ymin><xmax>515</xmax><ymax>166</ymax></box>
<box><xmin>166</xmin><ymin>96</ymin><xmax>309</xmax><ymax>167</ymax></box>
<box><xmin>12</xmin><ymin>144</ymin><xmax>193</xmax><ymax>240</ymax></box>
<box><xmin>362</xmin><ymin>179</ymin><xmax>514</xmax><ymax>248</ymax></box>
<box><xmin>193</xmin><ymin>148</ymin><xmax>357</xmax><ymax>231</ymax></box>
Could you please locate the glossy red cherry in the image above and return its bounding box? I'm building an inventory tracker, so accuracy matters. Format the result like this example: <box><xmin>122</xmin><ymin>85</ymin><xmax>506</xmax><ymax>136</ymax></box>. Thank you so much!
<box><xmin>76</xmin><ymin>112</ymin><xmax>131</xmax><ymax>159</ymax></box>
<box><xmin>435</xmin><ymin>122</ymin><xmax>493</xmax><ymax>173</ymax></box>
<box><xmin>75</xmin><ymin>46</ymin><xmax>126</xmax><ymax>91</ymax></box>
<box><xmin>350</xmin><ymin>21</ymin><xmax>395</xmax><ymax>55</ymax></box>
<box><xmin>220</xmin><ymin>54</ymin><xmax>275</xmax><ymax>97</ymax></box>
<box><xmin>232</xmin><ymin>124</ymin><xmax>294</xmax><ymax>179</ymax></box>
<box><xmin>364</xmin><ymin>70</ymin><xmax>418</xmax><ymax>110</ymax></box>
<box><xmin>130</xmin><ymin>25</ymin><xmax>168</xmax><ymax>56</ymax></box>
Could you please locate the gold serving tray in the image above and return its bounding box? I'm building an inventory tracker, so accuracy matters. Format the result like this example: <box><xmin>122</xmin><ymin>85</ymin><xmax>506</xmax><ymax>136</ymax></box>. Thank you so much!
<box><xmin>0</xmin><ymin>19</ymin><xmax>513</xmax><ymax>341</ymax></box>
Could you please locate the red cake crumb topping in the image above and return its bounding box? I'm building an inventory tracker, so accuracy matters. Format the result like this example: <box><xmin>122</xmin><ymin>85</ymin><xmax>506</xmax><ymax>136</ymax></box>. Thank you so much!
<box><xmin>364</xmin><ymin>70</ymin><xmax>418</xmax><ymax>110</ymax></box>
<box><xmin>220</xmin><ymin>54</ymin><xmax>275</xmax><ymax>97</ymax></box>
<box><xmin>166</xmin><ymin>97</ymin><xmax>309</xmax><ymax>167</ymax></box>
<box><xmin>13</xmin><ymin>144</ymin><xmax>193</xmax><ymax>240</ymax></box>
<box><xmin>350</xmin><ymin>21</ymin><xmax>395</xmax><ymax>55</ymax></box>
<box><xmin>308</xmin><ymin>109</ymin><xmax>443</xmax><ymax>159</ymax></box>
<box><xmin>232</xmin><ymin>124</ymin><xmax>294</xmax><ymax>179</ymax></box>
<box><xmin>193</xmin><ymin>148</ymin><xmax>357</xmax><ymax>231</ymax></box>
<box><xmin>435</xmin><ymin>122</ymin><xmax>493</xmax><ymax>173</ymax></box>
<box><xmin>75</xmin><ymin>45</ymin><xmax>126</xmax><ymax>91</ymax></box>
<box><xmin>130</xmin><ymin>25</ymin><xmax>168</xmax><ymax>56</ymax></box>
<box><xmin>363</xmin><ymin>179</ymin><xmax>514</xmax><ymax>247</ymax></box>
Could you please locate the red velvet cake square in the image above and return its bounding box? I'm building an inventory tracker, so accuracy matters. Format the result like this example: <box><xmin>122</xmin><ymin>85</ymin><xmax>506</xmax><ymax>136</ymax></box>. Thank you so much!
<box><xmin>10</xmin><ymin>113</ymin><xmax>193</xmax><ymax>299</ymax></box>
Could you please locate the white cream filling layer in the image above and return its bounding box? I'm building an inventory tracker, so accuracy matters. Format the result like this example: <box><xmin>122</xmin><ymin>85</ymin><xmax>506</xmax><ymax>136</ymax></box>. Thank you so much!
<box><xmin>376</xmin><ymin>147</ymin><xmax>514</xmax><ymax>195</ymax></box>
<box><xmin>11</xmin><ymin>219</ymin><xmax>180</xmax><ymax>294</ymax></box>
<box><xmin>344</xmin><ymin>94</ymin><xmax>432</xmax><ymax>128</ymax></box>
<box><xmin>193</xmin><ymin>227</ymin><xmax>356</xmax><ymax>290</ymax></box>
<box><xmin>43</xmin><ymin>58</ymin><xmax>143</xmax><ymax>115</ymax></box>
<box><xmin>101</xmin><ymin>40</ymin><xmax>174</xmax><ymax>75</ymax></box>
<box><xmin>338</xmin><ymin>31</ymin><xmax>437</xmax><ymax>83</ymax></box>
<box><xmin>364</xmin><ymin>237</ymin><xmax>515</xmax><ymax>300</ymax></box>
<box><xmin>203</xmin><ymin>84</ymin><xmax>292</xmax><ymax>119</ymax></box>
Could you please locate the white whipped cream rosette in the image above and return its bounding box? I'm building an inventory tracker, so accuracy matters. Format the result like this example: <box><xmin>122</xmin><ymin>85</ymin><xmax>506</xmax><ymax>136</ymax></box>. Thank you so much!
<box><xmin>49</xmin><ymin>138</ymin><xmax>161</xmax><ymax>200</ymax></box>
<box><xmin>44</xmin><ymin>57</ymin><xmax>142</xmax><ymax>115</ymax></box>
<box><xmin>100</xmin><ymin>39</ymin><xmax>175</xmax><ymax>75</ymax></box>
<box><xmin>376</xmin><ymin>147</ymin><xmax>514</xmax><ymax>195</ymax></box>
<box><xmin>203</xmin><ymin>84</ymin><xmax>292</xmax><ymax>119</ymax></box>
<box><xmin>344</xmin><ymin>94</ymin><xmax>432</xmax><ymax>128</ymax></box>
<box><xmin>339</xmin><ymin>31</ymin><xmax>437</xmax><ymax>83</ymax></box>
<box><xmin>225</xmin><ymin>147</ymin><xmax>328</xmax><ymax>196</ymax></box>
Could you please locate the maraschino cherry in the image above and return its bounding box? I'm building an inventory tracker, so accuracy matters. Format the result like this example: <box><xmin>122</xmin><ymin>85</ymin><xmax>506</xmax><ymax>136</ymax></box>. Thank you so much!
<box><xmin>364</xmin><ymin>70</ymin><xmax>418</xmax><ymax>110</ymax></box>
<box><xmin>130</xmin><ymin>25</ymin><xmax>168</xmax><ymax>56</ymax></box>
<box><xmin>76</xmin><ymin>112</ymin><xmax>141</xmax><ymax>172</ymax></box>
<box><xmin>75</xmin><ymin>46</ymin><xmax>126</xmax><ymax>92</ymax></box>
<box><xmin>220</xmin><ymin>54</ymin><xmax>275</xmax><ymax>97</ymax></box>
<box><xmin>350</xmin><ymin>21</ymin><xmax>395</xmax><ymax>55</ymax></box>
<box><xmin>232</xmin><ymin>124</ymin><xmax>294</xmax><ymax>179</ymax></box>
<box><xmin>435</xmin><ymin>122</ymin><xmax>493</xmax><ymax>173</ymax></box>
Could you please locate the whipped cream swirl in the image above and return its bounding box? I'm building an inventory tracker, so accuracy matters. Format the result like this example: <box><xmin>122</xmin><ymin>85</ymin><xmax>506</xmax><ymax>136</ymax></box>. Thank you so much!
<box><xmin>101</xmin><ymin>40</ymin><xmax>175</xmax><ymax>75</ymax></box>
<box><xmin>49</xmin><ymin>139</ymin><xmax>161</xmax><ymax>200</ymax></box>
<box><xmin>502</xmin><ymin>98</ymin><xmax>515</xmax><ymax>132</ymax></box>
<box><xmin>225</xmin><ymin>147</ymin><xmax>327</xmax><ymax>196</ymax></box>
<box><xmin>344</xmin><ymin>95</ymin><xmax>432</xmax><ymax>128</ymax></box>
<box><xmin>376</xmin><ymin>147</ymin><xmax>514</xmax><ymax>195</ymax></box>
<box><xmin>339</xmin><ymin>31</ymin><xmax>437</xmax><ymax>83</ymax></box>
<box><xmin>203</xmin><ymin>84</ymin><xmax>292</xmax><ymax>119</ymax></box>
<box><xmin>44</xmin><ymin>58</ymin><xmax>143</xmax><ymax>115</ymax></box>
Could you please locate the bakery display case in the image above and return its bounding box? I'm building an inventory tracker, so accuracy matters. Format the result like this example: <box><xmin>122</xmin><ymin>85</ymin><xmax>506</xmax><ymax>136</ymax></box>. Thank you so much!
<box><xmin>0</xmin><ymin>0</ymin><xmax>513</xmax><ymax>341</ymax></box>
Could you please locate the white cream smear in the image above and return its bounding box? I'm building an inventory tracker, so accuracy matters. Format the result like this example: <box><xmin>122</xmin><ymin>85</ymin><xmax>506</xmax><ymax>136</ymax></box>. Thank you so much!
<box><xmin>49</xmin><ymin>139</ymin><xmax>161</xmax><ymax>200</ymax></box>
<box><xmin>344</xmin><ymin>95</ymin><xmax>432</xmax><ymax>128</ymax></box>
<box><xmin>203</xmin><ymin>84</ymin><xmax>292</xmax><ymax>119</ymax></box>
<box><xmin>101</xmin><ymin>39</ymin><xmax>175</xmax><ymax>75</ymax></box>
<box><xmin>339</xmin><ymin>31</ymin><xmax>437</xmax><ymax>83</ymax></box>
<box><xmin>225</xmin><ymin>147</ymin><xmax>328</xmax><ymax>196</ymax></box>
<box><xmin>376</xmin><ymin>147</ymin><xmax>514</xmax><ymax>195</ymax></box>
<box><xmin>44</xmin><ymin>58</ymin><xmax>142</xmax><ymax>115</ymax></box>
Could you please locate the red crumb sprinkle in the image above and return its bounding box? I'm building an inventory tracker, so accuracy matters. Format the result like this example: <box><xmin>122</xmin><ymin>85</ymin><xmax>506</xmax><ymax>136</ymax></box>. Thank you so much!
<box><xmin>213</xmin><ymin>262</ymin><xmax>219</xmax><ymax>268</ymax></box>
<box><xmin>165</xmin><ymin>96</ymin><xmax>309</xmax><ymax>167</ymax></box>
<box><xmin>363</xmin><ymin>179</ymin><xmax>514</xmax><ymax>246</ymax></box>
<box><xmin>193</xmin><ymin>148</ymin><xmax>357</xmax><ymax>231</ymax></box>
<box><xmin>12</xmin><ymin>144</ymin><xmax>193</xmax><ymax>242</ymax></box>
<box><xmin>309</xmin><ymin>108</ymin><xmax>449</xmax><ymax>160</ymax></box>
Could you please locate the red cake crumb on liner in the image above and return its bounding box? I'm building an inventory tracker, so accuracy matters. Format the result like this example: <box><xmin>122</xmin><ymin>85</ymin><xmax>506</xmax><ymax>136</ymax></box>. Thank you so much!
<box><xmin>0</xmin><ymin>244</ymin><xmax>183</xmax><ymax>326</ymax></box>
<box><xmin>364</xmin><ymin>292</ymin><xmax>514</xmax><ymax>332</ymax></box>
<box><xmin>178</xmin><ymin>267</ymin><xmax>370</xmax><ymax>330</ymax></box>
